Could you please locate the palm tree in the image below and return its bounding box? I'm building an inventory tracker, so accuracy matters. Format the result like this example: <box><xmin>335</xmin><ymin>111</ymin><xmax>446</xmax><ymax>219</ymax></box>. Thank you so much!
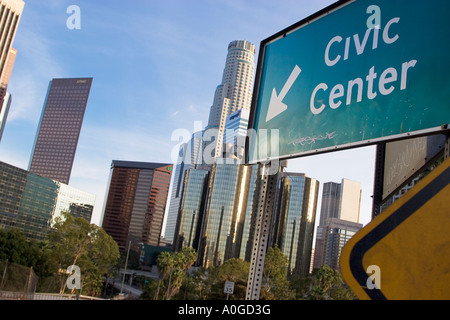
<box><xmin>154</xmin><ymin>252</ymin><xmax>173</xmax><ymax>300</ymax></box>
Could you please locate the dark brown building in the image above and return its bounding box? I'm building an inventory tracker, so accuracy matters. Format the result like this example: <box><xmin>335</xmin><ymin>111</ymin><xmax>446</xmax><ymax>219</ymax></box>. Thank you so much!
<box><xmin>101</xmin><ymin>160</ymin><xmax>173</xmax><ymax>251</ymax></box>
<box><xmin>28</xmin><ymin>78</ymin><xmax>92</xmax><ymax>184</ymax></box>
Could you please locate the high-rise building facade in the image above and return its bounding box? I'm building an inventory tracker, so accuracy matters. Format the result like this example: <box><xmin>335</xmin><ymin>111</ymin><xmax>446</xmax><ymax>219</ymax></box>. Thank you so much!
<box><xmin>197</xmin><ymin>162</ymin><xmax>261</xmax><ymax>267</ymax></box>
<box><xmin>223</xmin><ymin>108</ymin><xmax>250</xmax><ymax>145</ymax></box>
<box><xmin>174</xmin><ymin>168</ymin><xmax>209</xmax><ymax>250</ymax></box>
<box><xmin>207</xmin><ymin>40</ymin><xmax>255</xmax><ymax>158</ymax></box>
<box><xmin>0</xmin><ymin>47</ymin><xmax>16</xmax><ymax>115</ymax></box>
<box><xmin>313</xmin><ymin>218</ymin><xmax>362</xmax><ymax>270</ymax></box>
<box><xmin>101</xmin><ymin>161</ymin><xmax>173</xmax><ymax>251</ymax></box>
<box><xmin>28</xmin><ymin>78</ymin><xmax>92</xmax><ymax>184</ymax></box>
<box><xmin>0</xmin><ymin>90</ymin><xmax>11</xmax><ymax>141</ymax></box>
<box><xmin>319</xmin><ymin>182</ymin><xmax>341</xmax><ymax>226</ymax></box>
<box><xmin>0</xmin><ymin>0</ymin><xmax>23</xmax><ymax>108</ymax></box>
<box><xmin>171</xmin><ymin>40</ymin><xmax>257</xmax><ymax>267</ymax></box>
<box><xmin>164</xmin><ymin>143</ymin><xmax>189</xmax><ymax>244</ymax></box>
<box><xmin>223</xmin><ymin>108</ymin><xmax>249</xmax><ymax>161</ymax></box>
<box><xmin>339</xmin><ymin>179</ymin><xmax>361</xmax><ymax>223</ymax></box>
<box><xmin>271</xmin><ymin>172</ymin><xmax>320</xmax><ymax>276</ymax></box>
<box><xmin>319</xmin><ymin>179</ymin><xmax>361</xmax><ymax>225</ymax></box>
<box><xmin>314</xmin><ymin>178</ymin><xmax>362</xmax><ymax>270</ymax></box>
<box><xmin>0</xmin><ymin>160</ymin><xmax>95</xmax><ymax>241</ymax></box>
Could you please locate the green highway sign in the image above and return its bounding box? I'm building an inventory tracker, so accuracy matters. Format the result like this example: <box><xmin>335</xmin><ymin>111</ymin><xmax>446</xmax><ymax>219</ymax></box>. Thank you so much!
<box><xmin>247</xmin><ymin>0</ymin><xmax>450</xmax><ymax>163</ymax></box>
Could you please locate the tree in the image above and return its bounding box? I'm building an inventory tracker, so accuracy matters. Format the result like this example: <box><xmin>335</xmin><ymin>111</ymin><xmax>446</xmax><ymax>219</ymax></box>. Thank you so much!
<box><xmin>0</xmin><ymin>228</ymin><xmax>43</xmax><ymax>268</ymax></box>
<box><xmin>48</xmin><ymin>212</ymin><xmax>120</xmax><ymax>296</ymax></box>
<box><xmin>154</xmin><ymin>247</ymin><xmax>197</xmax><ymax>300</ymax></box>
<box><xmin>164</xmin><ymin>247</ymin><xmax>197</xmax><ymax>299</ymax></box>
<box><xmin>261</xmin><ymin>246</ymin><xmax>296</xmax><ymax>300</ymax></box>
<box><xmin>304</xmin><ymin>265</ymin><xmax>356</xmax><ymax>300</ymax></box>
<box><xmin>206</xmin><ymin>258</ymin><xmax>250</xmax><ymax>300</ymax></box>
<box><xmin>154</xmin><ymin>251</ymin><xmax>174</xmax><ymax>300</ymax></box>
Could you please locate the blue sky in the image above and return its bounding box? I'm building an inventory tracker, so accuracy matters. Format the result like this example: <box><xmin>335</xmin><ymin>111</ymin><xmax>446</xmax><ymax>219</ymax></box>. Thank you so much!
<box><xmin>0</xmin><ymin>0</ymin><xmax>375</xmax><ymax>227</ymax></box>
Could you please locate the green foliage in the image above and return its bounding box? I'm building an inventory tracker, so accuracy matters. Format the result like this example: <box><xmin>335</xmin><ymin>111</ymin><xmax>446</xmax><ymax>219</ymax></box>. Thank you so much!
<box><xmin>153</xmin><ymin>247</ymin><xmax>198</xmax><ymax>300</ymax></box>
<box><xmin>261</xmin><ymin>245</ymin><xmax>296</xmax><ymax>300</ymax></box>
<box><xmin>47</xmin><ymin>212</ymin><xmax>120</xmax><ymax>296</ymax></box>
<box><xmin>295</xmin><ymin>265</ymin><xmax>357</xmax><ymax>300</ymax></box>
<box><xmin>0</xmin><ymin>213</ymin><xmax>120</xmax><ymax>297</ymax></box>
<box><xmin>0</xmin><ymin>228</ymin><xmax>53</xmax><ymax>279</ymax></box>
<box><xmin>207</xmin><ymin>258</ymin><xmax>250</xmax><ymax>300</ymax></box>
<box><xmin>1</xmin><ymin>228</ymin><xmax>356</xmax><ymax>300</ymax></box>
<box><xmin>141</xmin><ymin>246</ymin><xmax>355</xmax><ymax>300</ymax></box>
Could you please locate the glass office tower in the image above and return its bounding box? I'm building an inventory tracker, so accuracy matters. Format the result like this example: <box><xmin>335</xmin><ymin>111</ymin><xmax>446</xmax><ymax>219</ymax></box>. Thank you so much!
<box><xmin>271</xmin><ymin>172</ymin><xmax>320</xmax><ymax>277</ymax></box>
<box><xmin>198</xmin><ymin>163</ymin><xmax>261</xmax><ymax>267</ymax></box>
<box><xmin>0</xmin><ymin>160</ymin><xmax>95</xmax><ymax>241</ymax></box>
<box><xmin>28</xmin><ymin>78</ymin><xmax>92</xmax><ymax>184</ymax></box>
<box><xmin>164</xmin><ymin>143</ymin><xmax>189</xmax><ymax>244</ymax></box>
<box><xmin>101</xmin><ymin>160</ymin><xmax>173</xmax><ymax>251</ymax></box>
<box><xmin>174</xmin><ymin>168</ymin><xmax>209</xmax><ymax>250</ymax></box>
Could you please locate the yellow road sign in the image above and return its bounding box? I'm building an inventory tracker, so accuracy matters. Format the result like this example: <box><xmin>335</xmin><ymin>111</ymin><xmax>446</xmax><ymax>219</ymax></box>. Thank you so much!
<box><xmin>340</xmin><ymin>157</ymin><xmax>450</xmax><ymax>300</ymax></box>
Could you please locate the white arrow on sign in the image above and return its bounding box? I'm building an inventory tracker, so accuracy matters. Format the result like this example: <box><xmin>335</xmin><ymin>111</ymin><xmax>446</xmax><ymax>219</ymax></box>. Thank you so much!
<box><xmin>265</xmin><ymin>65</ymin><xmax>301</xmax><ymax>122</ymax></box>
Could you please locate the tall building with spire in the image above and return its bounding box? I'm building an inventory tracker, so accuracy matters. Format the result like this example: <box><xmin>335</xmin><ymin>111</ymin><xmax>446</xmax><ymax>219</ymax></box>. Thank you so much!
<box><xmin>206</xmin><ymin>40</ymin><xmax>255</xmax><ymax>159</ymax></box>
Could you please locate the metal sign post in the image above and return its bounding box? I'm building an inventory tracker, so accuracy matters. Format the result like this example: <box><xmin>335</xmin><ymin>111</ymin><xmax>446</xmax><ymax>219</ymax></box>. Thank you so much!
<box><xmin>246</xmin><ymin>164</ymin><xmax>279</xmax><ymax>300</ymax></box>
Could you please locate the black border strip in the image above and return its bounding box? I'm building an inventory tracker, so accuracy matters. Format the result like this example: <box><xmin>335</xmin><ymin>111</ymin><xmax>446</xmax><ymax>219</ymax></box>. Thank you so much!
<box><xmin>349</xmin><ymin>165</ymin><xmax>450</xmax><ymax>300</ymax></box>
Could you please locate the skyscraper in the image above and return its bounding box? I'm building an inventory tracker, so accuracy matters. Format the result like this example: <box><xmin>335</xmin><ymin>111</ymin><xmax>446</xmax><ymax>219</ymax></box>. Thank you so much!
<box><xmin>0</xmin><ymin>47</ymin><xmax>16</xmax><ymax>111</ymax></box>
<box><xmin>207</xmin><ymin>40</ymin><xmax>255</xmax><ymax>158</ymax></box>
<box><xmin>313</xmin><ymin>218</ymin><xmax>362</xmax><ymax>270</ymax></box>
<box><xmin>174</xmin><ymin>167</ymin><xmax>210</xmax><ymax>250</ymax></box>
<box><xmin>319</xmin><ymin>179</ymin><xmax>361</xmax><ymax>225</ymax></box>
<box><xmin>223</xmin><ymin>108</ymin><xmax>250</xmax><ymax>161</ymax></box>
<box><xmin>170</xmin><ymin>40</ymin><xmax>257</xmax><ymax>266</ymax></box>
<box><xmin>0</xmin><ymin>0</ymin><xmax>22</xmax><ymax>78</ymax></box>
<box><xmin>0</xmin><ymin>91</ymin><xmax>11</xmax><ymax>141</ymax></box>
<box><xmin>339</xmin><ymin>179</ymin><xmax>361</xmax><ymax>223</ymax></box>
<box><xmin>319</xmin><ymin>182</ymin><xmax>341</xmax><ymax>226</ymax></box>
<box><xmin>313</xmin><ymin>178</ymin><xmax>362</xmax><ymax>270</ymax></box>
<box><xmin>0</xmin><ymin>0</ymin><xmax>24</xmax><ymax>122</ymax></box>
<box><xmin>0</xmin><ymin>0</ymin><xmax>25</xmax><ymax>104</ymax></box>
<box><xmin>271</xmin><ymin>172</ymin><xmax>320</xmax><ymax>276</ymax></box>
<box><xmin>101</xmin><ymin>160</ymin><xmax>173</xmax><ymax>251</ymax></box>
<box><xmin>28</xmin><ymin>78</ymin><xmax>92</xmax><ymax>184</ymax></box>
<box><xmin>197</xmin><ymin>162</ymin><xmax>261</xmax><ymax>267</ymax></box>
<box><xmin>164</xmin><ymin>142</ymin><xmax>189</xmax><ymax>244</ymax></box>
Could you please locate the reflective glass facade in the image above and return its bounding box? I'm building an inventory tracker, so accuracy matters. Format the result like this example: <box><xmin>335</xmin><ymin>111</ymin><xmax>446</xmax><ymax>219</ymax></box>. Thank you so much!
<box><xmin>271</xmin><ymin>173</ymin><xmax>319</xmax><ymax>276</ymax></box>
<box><xmin>29</xmin><ymin>78</ymin><xmax>92</xmax><ymax>184</ymax></box>
<box><xmin>237</xmin><ymin>164</ymin><xmax>261</xmax><ymax>261</ymax></box>
<box><xmin>175</xmin><ymin>168</ymin><xmax>209</xmax><ymax>250</ymax></box>
<box><xmin>198</xmin><ymin>163</ymin><xmax>261</xmax><ymax>267</ymax></box>
<box><xmin>101</xmin><ymin>161</ymin><xmax>173</xmax><ymax>251</ymax></box>
<box><xmin>0</xmin><ymin>160</ymin><xmax>95</xmax><ymax>241</ymax></box>
<box><xmin>164</xmin><ymin>143</ymin><xmax>189</xmax><ymax>244</ymax></box>
<box><xmin>313</xmin><ymin>218</ymin><xmax>362</xmax><ymax>270</ymax></box>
